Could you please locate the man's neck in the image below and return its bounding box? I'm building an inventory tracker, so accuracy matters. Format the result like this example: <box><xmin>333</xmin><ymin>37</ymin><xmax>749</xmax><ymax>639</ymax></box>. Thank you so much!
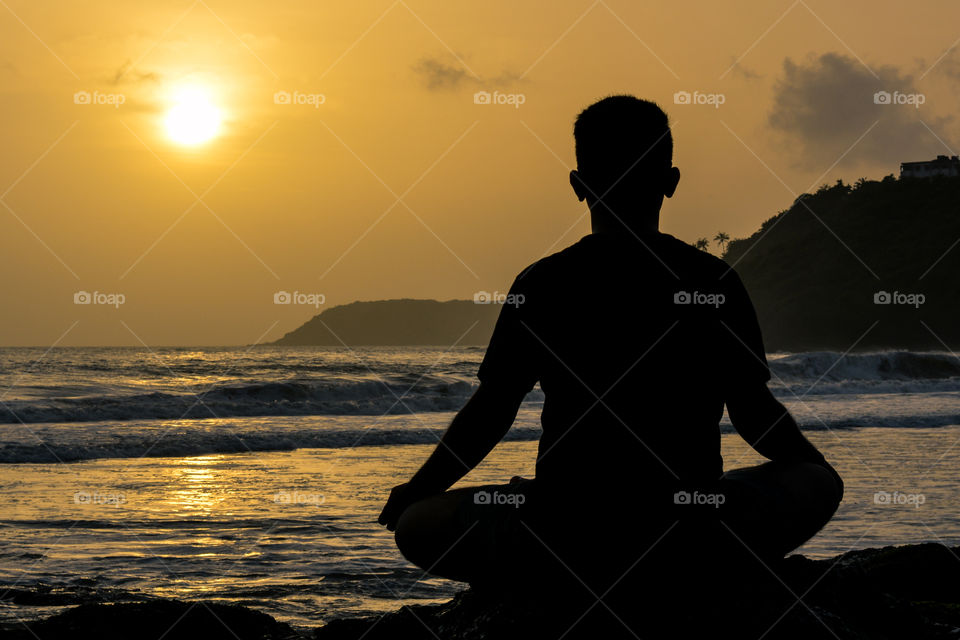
<box><xmin>590</xmin><ymin>208</ymin><xmax>660</xmax><ymax>236</ymax></box>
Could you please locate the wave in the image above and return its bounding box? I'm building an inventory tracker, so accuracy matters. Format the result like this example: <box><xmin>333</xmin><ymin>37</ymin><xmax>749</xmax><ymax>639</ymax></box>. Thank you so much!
<box><xmin>2</xmin><ymin>351</ymin><xmax>958</xmax><ymax>425</ymax></box>
<box><xmin>0</xmin><ymin>376</ymin><xmax>526</xmax><ymax>425</ymax></box>
<box><xmin>771</xmin><ymin>350</ymin><xmax>960</xmax><ymax>381</ymax></box>
<box><xmin>0</xmin><ymin>425</ymin><xmax>545</xmax><ymax>464</ymax></box>
<box><xmin>4</xmin><ymin>412</ymin><xmax>960</xmax><ymax>463</ymax></box>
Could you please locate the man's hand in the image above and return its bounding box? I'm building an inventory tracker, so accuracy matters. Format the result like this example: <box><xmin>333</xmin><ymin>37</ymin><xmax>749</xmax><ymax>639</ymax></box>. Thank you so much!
<box><xmin>728</xmin><ymin>382</ymin><xmax>844</xmax><ymax>501</ymax></box>
<box><xmin>377</xmin><ymin>382</ymin><xmax>528</xmax><ymax>531</ymax></box>
<box><xmin>378</xmin><ymin>482</ymin><xmax>434</xmax><ymax>532</ymax></box>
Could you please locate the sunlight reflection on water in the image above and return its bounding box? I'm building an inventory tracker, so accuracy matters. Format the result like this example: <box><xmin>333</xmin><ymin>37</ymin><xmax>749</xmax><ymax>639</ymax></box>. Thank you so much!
<box><xmin>0</xmin><ymin>424</ymin><xmax>958</xmax><ymax>630</ymax></box>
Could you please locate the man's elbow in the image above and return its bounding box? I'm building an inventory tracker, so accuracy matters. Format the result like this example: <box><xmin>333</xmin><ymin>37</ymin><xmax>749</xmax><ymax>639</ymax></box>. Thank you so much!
<box><xmin>471</xmin><ymin>381</ymin><xmax>527</xmax><ymax>412</ymax></box>
<box><xmin>461</xmin><ymin>382</ymin><xmax>526</xmax><ymax>430</ymax></box>
<box><xmin>726</xmin><ymin>383</ymin><xmax>785</xmax><ymax>435</ymax></box>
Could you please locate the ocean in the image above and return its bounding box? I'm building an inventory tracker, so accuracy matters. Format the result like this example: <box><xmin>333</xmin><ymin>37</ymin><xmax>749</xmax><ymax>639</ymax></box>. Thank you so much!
<box><xmin>1</xmin><ymin>346</ymin><xmax>958</xmax><ymax>632</ymax></box>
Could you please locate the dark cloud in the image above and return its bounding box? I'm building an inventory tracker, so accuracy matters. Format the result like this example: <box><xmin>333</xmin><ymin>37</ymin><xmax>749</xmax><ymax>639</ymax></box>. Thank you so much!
<box><xmin>412</xmin><ymin>56</ymin><xmax>522</xmax><ymax>91</ymax></box>
<box><xmin>727</xmin><ymin>60</ymin><xmax>762</xmax><ymax>80</ymax></box>
<box><xmin>413</xmin><ymin>57</ymin><xmax>470</xmax><ymax>90</ymax></box>
<box><xmin>110</xmin><ymin>60</ymin><xmax>159</xmax><ymax>85</ymax></box>
<box><xmin>932</xmin><ymin>47</ymin><xmax>960</xmax><ymax>82</ymax></box>
<box><xmin>768</xmin><ymin>53</ymin><xmax>954</xmax><ymax>169</ymax></box>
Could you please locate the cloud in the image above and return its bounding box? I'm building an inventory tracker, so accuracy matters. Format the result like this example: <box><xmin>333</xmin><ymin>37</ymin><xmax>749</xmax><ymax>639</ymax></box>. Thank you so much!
<box><xmin>726</xmin><ymin>59</ymin><xmax>762</xmax><ymax>80</ymax></box>
<box><xmin>412</xmin><ymin>55</ymin><xmax>523</xmax><ymax>91</ymax></box>
<box><xmin>768</xmin><ymin>52</ymin><xmax>954</xmax><ymax>170</ymax></box>
<box><xmin>930</xmin><ymin>47</ymin><xmax>960</xmax><ymax>82</ymax></box>
<box><xmin>110</xmin><ymin>60</ymin><xmax>160</xmax><ymax>85</ymax></box>
<box><xmin>414</xmin><ymin>57</ymin><xmax>471</xmax><ymax>90</ymax></box>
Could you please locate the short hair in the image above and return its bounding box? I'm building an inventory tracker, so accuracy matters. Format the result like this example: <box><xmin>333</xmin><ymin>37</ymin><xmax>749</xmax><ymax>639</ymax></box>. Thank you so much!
<box><xmin>573</xmin><ymin>96</ymin><xmax>673</xmax><ymax>189</ymax></box>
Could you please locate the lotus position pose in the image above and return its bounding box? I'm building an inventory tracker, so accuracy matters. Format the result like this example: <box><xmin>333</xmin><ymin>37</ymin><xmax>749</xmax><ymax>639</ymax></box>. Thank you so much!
<box><xmin>378</xmin><ymin>96</ymin><xmax>843</xmax><ymax>587</ymax></box>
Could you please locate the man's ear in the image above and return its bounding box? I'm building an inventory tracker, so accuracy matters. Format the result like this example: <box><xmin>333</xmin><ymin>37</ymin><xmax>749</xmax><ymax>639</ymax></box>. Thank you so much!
<box><xmin>663</xmin><ymin>166</ymin><xmax>681</xmax><ymax>198</ymax></box>
<box><xmin>569</xmin><ymin>170</ymin><xmax>588</xmax><ymax>202</ymax></box>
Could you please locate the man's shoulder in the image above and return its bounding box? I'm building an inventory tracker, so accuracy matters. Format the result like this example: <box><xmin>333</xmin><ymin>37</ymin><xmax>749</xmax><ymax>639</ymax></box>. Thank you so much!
<box><xmin>511</xmin><ymin>232</ymin><xmax>742</xmax><ymax>285</ymax></box>
<box><xmin>655</xmin><ymin>232</ymin><xmax>719</xmax><ymax>263</ymax></box>
<box><xmin>511</xmin><ymin>237</ymin><xmax>591</xmax><ymax>285</ymax></box>
<box><xmin>655</xmin><ymin>233</ymin><xmax>741</xmax><ymax>282</ymax></box>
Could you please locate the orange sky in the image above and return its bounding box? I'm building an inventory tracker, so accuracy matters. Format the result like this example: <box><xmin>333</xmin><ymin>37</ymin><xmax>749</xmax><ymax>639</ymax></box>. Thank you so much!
<box><xmin>2</xmin><ymin>0</ymin><xmax>959</xmax><ymax>346</ymax></box>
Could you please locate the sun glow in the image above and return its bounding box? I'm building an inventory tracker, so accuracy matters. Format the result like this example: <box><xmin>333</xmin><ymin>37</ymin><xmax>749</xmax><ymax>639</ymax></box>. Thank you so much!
<box><xmin>164</xmin><ymin>87</ymin><xmax>222</xmax><ymax>145</ymax></box>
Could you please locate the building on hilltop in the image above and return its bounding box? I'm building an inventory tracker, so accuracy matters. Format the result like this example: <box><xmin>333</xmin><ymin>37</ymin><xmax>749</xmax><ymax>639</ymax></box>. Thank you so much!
<box><xmin>900</xmin><ymin>155</ymin><xmax>960</xmax><ymax>179</ymax></box>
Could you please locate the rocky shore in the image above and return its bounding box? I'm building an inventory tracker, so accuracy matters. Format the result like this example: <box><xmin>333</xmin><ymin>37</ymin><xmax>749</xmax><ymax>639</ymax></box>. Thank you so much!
<box><xmin>4</xmin><ymin>543</ymin><xmax>959</xmax><ymax>639</ymax></box>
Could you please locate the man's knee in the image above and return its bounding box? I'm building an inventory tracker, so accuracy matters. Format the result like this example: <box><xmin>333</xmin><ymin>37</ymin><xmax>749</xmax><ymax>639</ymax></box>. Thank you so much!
<box><xmin>394</xmin><ymin>492</ymin><xmax>467</xmax><ymax>569</ymax></box>
<box><xmin>718</xmin><ymin>461</ymin><xmax>841</xmax><ymax>557</ymax></box>
<box><xmin>771</xmin><ymin>462</ymin><xmax>841</xmax><ymax>548</ymax></box>
<box><xmin>394</xmin><ymin>499</ymin><xmax>432</xmax><ymax>568</ymax></box>
<box><xmin>795</xmin><ymin>462</ymin><xmax>842</xmax><ymax>508</ymax></box>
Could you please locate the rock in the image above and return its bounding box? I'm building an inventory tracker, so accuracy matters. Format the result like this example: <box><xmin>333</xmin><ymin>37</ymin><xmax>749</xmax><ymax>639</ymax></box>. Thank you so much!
<box><xmin>314</xmin><ymin>543</ymin><xmax>960</xmax><ymax>640</ymax></box>
<box><xmin>6</xmin><ymin>544</ymin><xmax>960</xmax><ymax>640</ymax></box>
<box><xmin>0</xmin><ymin>599</ymin><xmax>298</xmax><ymax>640</ymax></box>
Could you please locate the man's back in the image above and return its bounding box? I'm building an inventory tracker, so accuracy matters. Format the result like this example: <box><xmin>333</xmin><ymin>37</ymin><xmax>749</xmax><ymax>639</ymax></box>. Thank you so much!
<box><xmin>478</xmin><ymin>231</ymin><xmax>770</xmax><ymax>500</ymax></box>
<box><xmin>382</xmin><ymin>97</ymin><xmax>841</xmax><ymax>590</ymax></box>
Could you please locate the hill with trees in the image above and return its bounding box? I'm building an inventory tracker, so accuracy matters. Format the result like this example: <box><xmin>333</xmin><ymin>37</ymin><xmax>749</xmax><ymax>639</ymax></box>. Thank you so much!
<box><xmin>724</xmin><ymin>175</ymin><xmax>960</xmax><ymax>351</ymax></box>
<box><xmin>273</xmin><ymin>176</ymin><xmax>959</xmax><ymax>350</ymax></box>
<box><xmin>271</xmin><ymin>299</ymin><xmax>499</xmax><ymax>346</ymax></box>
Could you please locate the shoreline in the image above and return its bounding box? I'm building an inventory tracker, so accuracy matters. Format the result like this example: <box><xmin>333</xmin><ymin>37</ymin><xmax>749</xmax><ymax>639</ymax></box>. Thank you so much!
<box><xmin>4</xmin><ymin>542</ymin><xmax>960</xmax><ymax>639</ymax></box>
<box><xmin>1</xmin><ymin>429</ymin><xmax>958</xmax><ymax>630</ymax></box>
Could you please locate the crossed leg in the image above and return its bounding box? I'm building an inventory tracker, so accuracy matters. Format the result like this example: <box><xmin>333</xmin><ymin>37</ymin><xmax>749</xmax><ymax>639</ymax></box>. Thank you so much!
<box><xmin>393</xmin><ymin>462</ymin><xmax>842</xmax><ymax>584</ymax></box>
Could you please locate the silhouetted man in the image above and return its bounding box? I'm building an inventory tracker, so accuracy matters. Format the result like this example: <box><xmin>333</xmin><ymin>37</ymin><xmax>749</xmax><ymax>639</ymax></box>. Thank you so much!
<box><xmin>379</xmin><ymin>95</ymin><xmax>843</xmax><ymax>588</ymax></box>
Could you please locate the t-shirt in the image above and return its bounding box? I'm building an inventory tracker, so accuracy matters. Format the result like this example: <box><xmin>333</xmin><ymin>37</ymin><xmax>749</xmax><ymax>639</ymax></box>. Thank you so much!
<box><xmin>478</xmin><ymin>231</ymin><xmax>770</xmax><ymax>502</ymax></box>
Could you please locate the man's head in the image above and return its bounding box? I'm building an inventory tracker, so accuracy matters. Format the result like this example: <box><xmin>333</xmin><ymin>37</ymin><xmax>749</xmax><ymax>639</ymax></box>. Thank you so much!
<box><xmin>570</xmin><ymin>96</ymin><xmax>680</xmax><ymax>230</ymax></box>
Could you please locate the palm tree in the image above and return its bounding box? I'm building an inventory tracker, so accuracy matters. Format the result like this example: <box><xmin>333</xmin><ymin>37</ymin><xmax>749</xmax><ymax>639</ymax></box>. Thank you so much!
<box><xmin>694</xmin><ymin>237</ymin><xmax>710</xmax><ymax>251</ymax></box>
<box><xmin>713</xmin><ymin>231</ymin><xmax>730</xmax><ymax>255</ymax></box>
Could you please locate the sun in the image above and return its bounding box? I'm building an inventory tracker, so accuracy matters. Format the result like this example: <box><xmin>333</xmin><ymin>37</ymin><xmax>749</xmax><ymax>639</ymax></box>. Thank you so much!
<box><xmin>165</xmin><ymin>87</ymin><xmax>221</xmax><ymax>146</ymax></box>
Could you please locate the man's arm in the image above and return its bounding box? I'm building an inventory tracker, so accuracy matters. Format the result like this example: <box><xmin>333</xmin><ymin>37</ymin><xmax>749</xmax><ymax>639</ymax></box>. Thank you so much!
<box><xmin>378</xmin><ymin>381</ymin><xmax>528</xmax><ymax>530</ymax></box>
<box><xmin>726</xmin><ymin>381</ymin><xmax>843</xmax><ymax>494</ymax></box>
